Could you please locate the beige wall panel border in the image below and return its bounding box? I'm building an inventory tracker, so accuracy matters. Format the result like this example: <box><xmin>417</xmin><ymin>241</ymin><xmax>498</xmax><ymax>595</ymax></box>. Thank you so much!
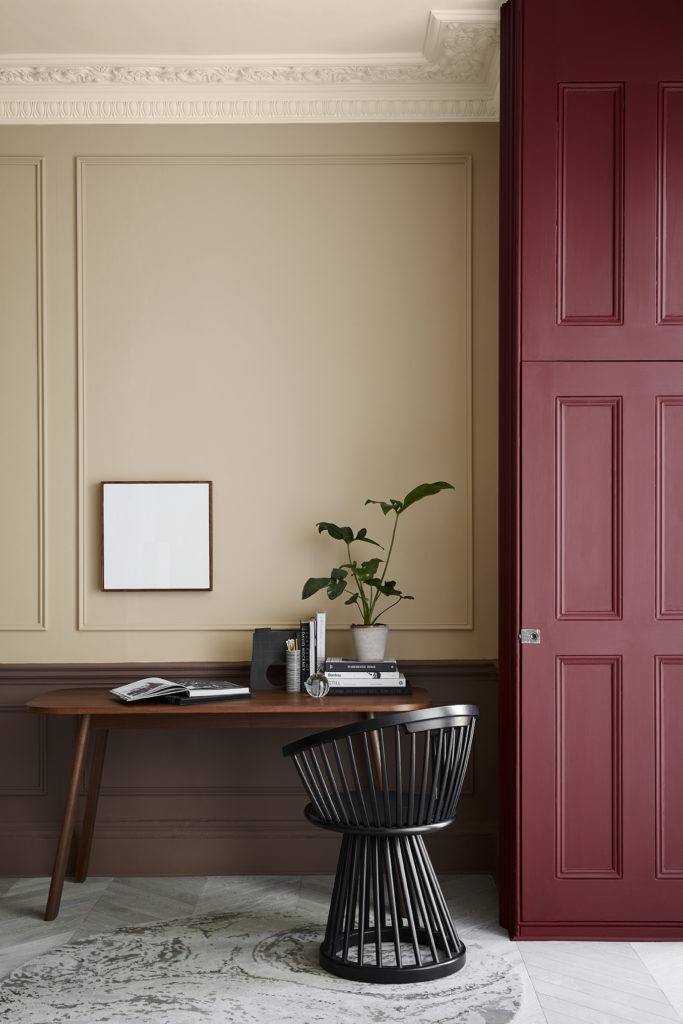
<box><xmin>0</xmin><ymin>156</ymin><xmax>46</xmax><ymax>631</ymax></box>
<box><xmin>76</xmin><ymin>154</ymin><xmax>472</xmax><ymax>632</ymax></box>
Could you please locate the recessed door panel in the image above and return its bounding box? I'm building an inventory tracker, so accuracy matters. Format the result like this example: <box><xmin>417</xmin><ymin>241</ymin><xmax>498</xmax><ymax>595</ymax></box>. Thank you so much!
<box><xmin>658</xmin><ymin>86</ymin><xmax>683</xmax><ymax>324</ymax></box>
<box><xmin>557</xmin><ymin>85</ymin><xmax>624</xmax><ymax>325</ymax></box>
<box><xmin>656</xmin><ymin>398</ymin><xmax>683</xmax><ymax>617</ymax></box>
<box><xmin>656</xmin><ymin>658</ymin><xmax>683</xmax><ymax>877</ymax></box>
<box><xmin>556</xmin><ymin>399</ymin><xmax>621</xmax><ymax>618</ymax></box>
<box><xmin>556</xmin><ymin>657</ymin><xmax>622</xmax><ymax>877</ymax></box>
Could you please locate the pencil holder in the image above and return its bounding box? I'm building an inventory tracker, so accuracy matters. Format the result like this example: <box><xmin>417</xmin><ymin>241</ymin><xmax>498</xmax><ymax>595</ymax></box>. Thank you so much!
<box><xmin>285</xmin><ymin>649</ymin><xmax>301</xmax><ymax>693</ymax></box>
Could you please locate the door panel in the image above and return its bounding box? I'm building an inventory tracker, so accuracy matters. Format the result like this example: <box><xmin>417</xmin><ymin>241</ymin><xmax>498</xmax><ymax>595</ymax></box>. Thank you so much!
<box><xmin>557</xmin><ymin>85</ymin><xmax>624</xmax><ymax>326</ymax></box>
<box><xmin>520</xmin><ymin>0</ymin><xmax>683</xmax><ymax>360</ymax></box>
<box><xmin>556</xmin><ymin>398</ymin><xmax>622</xmax><ymax>618</ymax></box>
<box><xmin>521</xmin><ymin>362</ymin><xmax>683</xmax><ymax>923</ymax></box>
<box><xmin>658</xmin><ymin>86</ymin><xmax>683</xmax><ymax>324</ymax></box>
<box><xmin>556</xmin><ymin>656</ymin><xmax>622</xmax><ymax>878</ymax></box>
<box><xmin>655</xmin><ymin>658</ymin><xmax>683</xmax><ymax>877</ymax></box>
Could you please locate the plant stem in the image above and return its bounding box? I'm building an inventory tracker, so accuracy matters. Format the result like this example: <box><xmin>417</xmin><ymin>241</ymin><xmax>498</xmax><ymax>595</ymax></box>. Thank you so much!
<box><xmin>368</xmin><ymin>510</ymin><xmax>402</xmax><ymax>620</ymax></box>
<box><xmin>346</xmin><ymin>541</ymin><xmax>371</xmax><ymax>623</ymax></box>
<box><xmin>380</xmin><ymin>511</ymin><xmax>400</xmax><ymax>585</ymax></box>
<box><xmin>371</xmin><ymin>596</ymin><xmax>403</xmax><ymax>624</ymax></box>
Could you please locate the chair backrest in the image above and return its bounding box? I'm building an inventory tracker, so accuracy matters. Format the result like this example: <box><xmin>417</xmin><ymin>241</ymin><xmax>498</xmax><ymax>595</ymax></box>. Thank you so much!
<box><xmin>282</xmin><ymin>705</ymin><xmax>479</xmax><ymax>833</ymax></box>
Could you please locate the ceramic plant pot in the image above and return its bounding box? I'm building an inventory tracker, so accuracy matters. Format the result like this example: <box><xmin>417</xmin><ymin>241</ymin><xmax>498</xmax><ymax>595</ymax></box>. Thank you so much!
<box><xmin>350</xmin><ymin>623</ymin><xmax>389</xmax><ymax>661</ymax></box>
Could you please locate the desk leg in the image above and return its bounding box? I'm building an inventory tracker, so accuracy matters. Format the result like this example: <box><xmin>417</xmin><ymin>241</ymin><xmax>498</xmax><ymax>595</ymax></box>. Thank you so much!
<box><xmin>75</xmin><ymin>728</ymin><xmax>108</xmax><ymax>883</ymax></box>
<box><xmin>365</xmin><ymin>713</ymin><xmax>383</xmax><ymax>783</ymax></box>
<box><xmin>365</xmin><ymin>712</ymin><xmax>407</xmax><ymax>922</ymax></box>
<box><xmin>45</xmin><ymin>714</ymin><xmax>91</xmax><ymax>922</ymax></box>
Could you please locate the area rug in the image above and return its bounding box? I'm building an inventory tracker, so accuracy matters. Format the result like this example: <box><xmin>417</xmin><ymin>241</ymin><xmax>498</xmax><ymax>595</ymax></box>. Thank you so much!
<box><xmin>0</xmin><ymin>911</ymin><xmax>524</xmax><ymax>1024</ymax></box>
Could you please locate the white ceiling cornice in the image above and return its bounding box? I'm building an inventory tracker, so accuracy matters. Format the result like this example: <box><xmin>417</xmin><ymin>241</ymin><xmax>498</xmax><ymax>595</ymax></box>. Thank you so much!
<box><xmin>0</xmin><ymin>11</ymin><xmax>500</xmax><ymax>124</ymax></box>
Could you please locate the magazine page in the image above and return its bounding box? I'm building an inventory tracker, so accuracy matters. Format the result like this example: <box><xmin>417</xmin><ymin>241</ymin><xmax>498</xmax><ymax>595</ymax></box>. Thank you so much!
<box><xmin>110</xmin><ymin>677</ymin><xmax>181</xmax><ymax>701</ymax></box>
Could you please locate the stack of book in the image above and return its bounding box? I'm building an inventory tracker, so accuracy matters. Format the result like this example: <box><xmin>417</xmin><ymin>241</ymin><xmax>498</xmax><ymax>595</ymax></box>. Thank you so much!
<box><xmin>299</xmin><ymin>611</ymin><xmax>326</xmax><ymax>690</ymax></box>
<box><xmin>323</xmin><ymin>657</ymin><xmax>411</xmax><ymax>695</ymax></box>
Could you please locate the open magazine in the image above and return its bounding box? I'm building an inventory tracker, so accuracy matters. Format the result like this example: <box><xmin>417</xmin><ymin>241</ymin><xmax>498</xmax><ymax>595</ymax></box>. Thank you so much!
<box><xmin>110</xmin><ymin>676</ymin><xmax>251</xmax><ymax>705</ymax></box>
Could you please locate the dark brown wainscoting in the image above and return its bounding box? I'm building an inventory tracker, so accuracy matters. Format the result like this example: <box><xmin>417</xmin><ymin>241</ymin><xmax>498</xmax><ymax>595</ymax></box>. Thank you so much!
<box><xmin>0</xmin><ymin>660</ymin><xmax>498</xmax><ymax>877</ymax></box>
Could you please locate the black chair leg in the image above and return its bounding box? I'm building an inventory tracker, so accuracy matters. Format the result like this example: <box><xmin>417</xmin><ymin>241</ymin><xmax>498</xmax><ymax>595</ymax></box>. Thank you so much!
<box><xmin>320</xmin><ymin>834</ymin><xmax>466</xmax><ymax>984</ymax></box>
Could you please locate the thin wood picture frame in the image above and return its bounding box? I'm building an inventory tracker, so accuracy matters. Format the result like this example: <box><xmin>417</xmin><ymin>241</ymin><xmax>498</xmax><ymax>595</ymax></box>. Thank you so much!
<box><xmin>101</xmin><ymin>481</ymin><xmax>213</xmax><ymax>591</ymax></box>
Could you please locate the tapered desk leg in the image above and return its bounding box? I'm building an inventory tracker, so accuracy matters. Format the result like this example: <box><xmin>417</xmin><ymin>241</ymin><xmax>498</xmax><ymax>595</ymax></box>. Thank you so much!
<box><xmin>75</xmin><ymin>728</ymin><xmax>108</xmax><ymax>883</ymax></box>
<box><xmin>364</xmin><ymin>712</ymin><xmax>408</xmax><ymax>921</ymax></box>
<box><xmin>365</xmin><ymin>712</ymin><xmax>383</xmax><ymax>782</ymax></box>
<box><xmin>44</xmin><ymin>714</ymin><xmax>91</xmax><ymax>921</ymax></box>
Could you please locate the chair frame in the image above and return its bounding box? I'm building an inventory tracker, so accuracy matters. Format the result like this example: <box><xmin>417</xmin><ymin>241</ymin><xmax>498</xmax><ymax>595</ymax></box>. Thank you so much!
<box><xmin>283</xmin><ymin>704</ymin><xmax>479</xmax><ymax>983</ymax></box>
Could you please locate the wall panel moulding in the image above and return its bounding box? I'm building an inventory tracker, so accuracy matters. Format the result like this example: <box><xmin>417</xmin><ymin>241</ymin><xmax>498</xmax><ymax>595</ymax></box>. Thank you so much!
<box><xmin>0</xmin><ymin>11</ymin><xmax>500</xmax><ymax>124</ymax></box>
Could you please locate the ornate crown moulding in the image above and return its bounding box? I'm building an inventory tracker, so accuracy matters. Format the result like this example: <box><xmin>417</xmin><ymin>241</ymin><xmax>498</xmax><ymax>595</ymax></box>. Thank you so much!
<box><xmin>0</xmin><ymin>12</ymin><xmax>500</xmax><ymax>124</ymax></box>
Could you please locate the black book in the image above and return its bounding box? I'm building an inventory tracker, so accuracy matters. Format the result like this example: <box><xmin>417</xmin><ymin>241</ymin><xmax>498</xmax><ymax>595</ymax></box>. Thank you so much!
<box><xmin>324</xmin><ymin>657</ymin><xmax>400</xmax><ymax>679</ymax></box>
<box><xmin>160</xmin><ymin>691</ymin><xmax>253</xmax><ymax>706</ymax></box>
<box><xmin>299</xmin><ymin>620</ymin><xmax>310</xmax><ymax>690</ymax></box>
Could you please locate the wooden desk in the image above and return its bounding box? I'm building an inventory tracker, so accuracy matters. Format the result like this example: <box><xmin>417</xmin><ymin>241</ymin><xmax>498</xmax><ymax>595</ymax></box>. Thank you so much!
<box><xmin>27</xmin><ymin>686</ymin><xmax>431</xmax><ymax>921</ymax></box>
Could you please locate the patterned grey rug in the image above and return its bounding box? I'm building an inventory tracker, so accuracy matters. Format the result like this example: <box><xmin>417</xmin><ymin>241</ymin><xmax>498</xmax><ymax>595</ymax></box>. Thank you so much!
<box><xmin>0</xmin><ymin>911</ymin><xmax>524</xmax><ymax>1023</ymax></box>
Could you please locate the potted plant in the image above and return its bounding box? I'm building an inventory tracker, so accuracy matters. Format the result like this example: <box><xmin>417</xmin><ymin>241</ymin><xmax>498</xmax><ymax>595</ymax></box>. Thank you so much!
<box><xmin>302</xmin><ymin>481</ymin><xmax>454</xmax><ymax>660</ymax></box>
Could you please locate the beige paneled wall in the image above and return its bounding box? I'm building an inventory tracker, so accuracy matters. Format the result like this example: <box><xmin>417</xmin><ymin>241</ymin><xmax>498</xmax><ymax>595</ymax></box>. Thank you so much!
<box><xmin>0</xmin><ymin>158</ymin><xmax>45</xmax><ymax>631</ymax></box>
<box><xmin>0</xmin><ymin>124</ymin><xmax>498</xmax><ymax>663</ymax></box>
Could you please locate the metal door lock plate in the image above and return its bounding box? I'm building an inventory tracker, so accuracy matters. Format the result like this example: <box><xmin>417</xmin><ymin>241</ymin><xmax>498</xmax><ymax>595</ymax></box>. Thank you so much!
<box><xmin>519</xmin><ymin>628</ymin><xmax>541</xmax><ymax>644</ymax></box>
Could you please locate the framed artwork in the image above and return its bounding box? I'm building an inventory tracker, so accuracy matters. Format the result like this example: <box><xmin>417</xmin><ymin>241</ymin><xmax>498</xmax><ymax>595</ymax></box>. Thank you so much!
<box><xmin>101</xmin><ymin>481</ymin><xmax>213</xmax><ymax>591</ymax></box>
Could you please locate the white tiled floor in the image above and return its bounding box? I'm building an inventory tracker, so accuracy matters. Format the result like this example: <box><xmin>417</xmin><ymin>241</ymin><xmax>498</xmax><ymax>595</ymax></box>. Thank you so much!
<box><xmin>0</xmin><ymin>875</ymin><xmax>681</xmax><ymax>1023</ymax></box>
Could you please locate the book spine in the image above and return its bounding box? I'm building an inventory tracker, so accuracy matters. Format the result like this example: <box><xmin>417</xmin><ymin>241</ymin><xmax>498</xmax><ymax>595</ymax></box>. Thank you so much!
<box><xmin>299</xmin><ymin>621</ymin><xmax>310</xmax><ymax>690</ymax></box>
<box><xmin>324</xmin><ymin>661</ymin><xmax>398</xmax><ymax>673</ymax></box>
<box><xmin>308</xmin><ymin>618</ymin><xmax>316</xmax><ymax>678</ymax></box>
<box><xmin>325</xmin><ymin>673</ymin><xmax>401</xmax><ymax>682</ymax></box>
<box><xmin>328</xmin><ymin>677</ymin><xmax>407</xmax><ymax>689</ymax></box>
<box><xmin>315</xmin><ymin>611</ymin><xmax>326</xmax><ymax>672</ymax></box>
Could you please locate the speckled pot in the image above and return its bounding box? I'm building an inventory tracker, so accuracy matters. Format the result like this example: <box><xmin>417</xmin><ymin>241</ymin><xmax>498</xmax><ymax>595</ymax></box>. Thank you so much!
<box><xmin>350</xmin><ymin>623</ymin><xmax>389</xmax><ymax>661</ymax></box>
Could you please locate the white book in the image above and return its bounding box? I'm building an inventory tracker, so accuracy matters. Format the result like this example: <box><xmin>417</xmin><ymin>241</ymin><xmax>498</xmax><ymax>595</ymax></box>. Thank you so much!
<box><xmin>315</xmin><ymin>611</ymin><xmax>326</xmax><ymax>672</ymax></box>
<box><xmin>327</xmin><ymin>673</ymin><xmax>408</xmax><ymax>689</ymax></box>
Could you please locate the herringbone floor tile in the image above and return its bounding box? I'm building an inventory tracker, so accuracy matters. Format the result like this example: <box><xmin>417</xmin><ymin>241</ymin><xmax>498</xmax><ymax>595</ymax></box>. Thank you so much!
<box><xmin>1</xmin><ymin>875</ymin><xmax>682</xmax><ymax>1023</ymax></box>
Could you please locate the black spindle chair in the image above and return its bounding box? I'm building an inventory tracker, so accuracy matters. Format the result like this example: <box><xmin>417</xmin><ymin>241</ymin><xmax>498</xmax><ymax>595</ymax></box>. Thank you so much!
<box><xmin>282</xmin><ymin>704</ymin><xmax>479</xmax><ymax>983</ymax></box>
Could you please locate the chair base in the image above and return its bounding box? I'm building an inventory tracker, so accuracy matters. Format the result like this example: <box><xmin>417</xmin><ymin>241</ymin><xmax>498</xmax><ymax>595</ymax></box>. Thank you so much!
<box><xmin>320</xmin><ymin>833</ymin><xmax>466</xmax><ymax>984</ymax></box>
<box><xmin>321</xmin><ymin>925</ymin><xmax>466</xmax><ymax>984</ymax></box>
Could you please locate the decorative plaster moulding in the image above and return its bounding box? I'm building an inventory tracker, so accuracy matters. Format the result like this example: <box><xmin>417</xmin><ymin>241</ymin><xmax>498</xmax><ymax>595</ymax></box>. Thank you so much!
<box><xmin>0</xmin><ymin>11</ymin><xmax>500</xmax><ymax>124</ymax></box>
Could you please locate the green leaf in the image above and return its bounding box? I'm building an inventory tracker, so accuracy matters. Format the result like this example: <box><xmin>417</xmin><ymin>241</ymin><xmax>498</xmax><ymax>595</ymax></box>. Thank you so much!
<box><xmin>376</xmin><ymin>581</ymin><xmax>404</xmax><ymax>597</ymax></box>
<box><xmin>327</xmin><ymin>579</ymin><xmax>347</xmax><ymax>600</ymax></box>
<box><xmin>316</xmin><ymin>522</ymin><xmax>354</xmax><ymax>543</ymax></box>
<box><xmin>302</xmin><ymin>577</ymin><xmax>331</xmax><ymax>600</ymax></box>
<box><xmin>344</xmin><ymin>594</ymin><xmax>360</xmax><ymax>606</ymax></box>
<box><xmin>354</xmin><ymin>564</ymin><xmax>374</xmax><ymax>582</ymax></box>
<box><xmin>364</xmin><ymin>499</ymin><xmax>396</xmax><ymax>516</ymax></box>
<box><xmin>359</xmin><ymin>557</ymin><xmax>382</xmax><ymax>576</ymax></box>
<box><xmin>401</xmin><ymin>481</ymin><xmax>454</xmax><ymax>511</ymax></box>
<box><xmin>354</xmin><ymin>528</ymin><xmax>383</xmax><ymax>547</ymax></box>
<box><xmin>330</xmin><ymin>567</ymin><xmax>348</xmax><ymax>581</ymax></box>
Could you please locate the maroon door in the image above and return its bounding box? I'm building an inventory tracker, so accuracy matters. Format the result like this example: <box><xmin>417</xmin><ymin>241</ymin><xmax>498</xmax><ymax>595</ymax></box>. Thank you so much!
<box><xmin>500</xmin><ymin>0</ymin><xmax>683</xmax><ymax>938</ymax></box>
<box><xmin>521</xmin><ymin>362</ymin><xmax>683</xmax><ymax>933</ymax></box>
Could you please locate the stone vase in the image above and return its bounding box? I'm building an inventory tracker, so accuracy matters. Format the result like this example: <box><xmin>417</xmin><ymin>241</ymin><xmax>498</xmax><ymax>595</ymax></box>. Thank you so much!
<box><xmin>350</xmin><ymin>623</ymin><xmax>389</xmax><ymax>661</ymax></box>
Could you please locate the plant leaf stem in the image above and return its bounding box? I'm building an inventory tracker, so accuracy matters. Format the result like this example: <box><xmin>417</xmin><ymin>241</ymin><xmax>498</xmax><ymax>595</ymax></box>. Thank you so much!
<box><xmin>368</xmin><ymin>510</ymin><xmax>401</xmax><ymax>620</ymax></box>
<box><xmin>371</xmin><ymin>596</ymin><xmax>402</xmax><ymax>625</ymax></box>
<box><xmin>345</xmin><ymin>540</ymin><xmax>372</xmax><ymax>623</ymax></box>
